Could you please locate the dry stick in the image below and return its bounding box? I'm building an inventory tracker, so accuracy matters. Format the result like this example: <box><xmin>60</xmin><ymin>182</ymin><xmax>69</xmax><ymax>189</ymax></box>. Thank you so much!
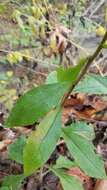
<box><xmin>0</xmin><ymin>48</ymin><xmax>58</xmax><ymax>69</ymax></box>
<box><xmin>89</xmin><ymin>0</ymin><xmax>105</xmax><ymax>18</ymax></box>
<box><xmin>61</xmin><ymin>30</ymin><xmax>107</xmax><ymax>107</ymax></box>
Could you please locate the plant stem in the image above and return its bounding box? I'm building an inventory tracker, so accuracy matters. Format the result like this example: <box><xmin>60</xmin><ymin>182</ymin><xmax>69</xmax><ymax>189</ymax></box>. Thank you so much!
<box><xmin>39</xmin><ymin>167</ymin><xmax>44</xmax><ymax>183</ymax></box>
<box><xmin>61</xmin><ymin>30</ymin><xmax>107</xmax><ymax>106</ymax></box>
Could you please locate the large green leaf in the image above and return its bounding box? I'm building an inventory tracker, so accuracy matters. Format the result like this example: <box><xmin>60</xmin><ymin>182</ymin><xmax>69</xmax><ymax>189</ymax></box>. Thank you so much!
<box><xmin>74</xmin><ymin>74</ymin><xmax>107</xmax><ymax>94</ymax></box>
<box><xmin>0</xmin><ymin>187</ymin><xmax>9</xmax><ymax>190</ymax></box>
<box><xmin>2</xmin><ymin>174</ymin><xmax>24</xmax><ymax>190</ymax></box>
<box><xmin>52</xmin><ymin>168</ymin><xmax>84</xmax><ymax>190</ymax></box>
<box><xmin>23</xmin><ymin>109</ymin><xmax>61</xmax><ymax>176</ymax></box>
<box><xmin>62</xmin><ymin>123</ymin><xmax>106</xmax><ymax>178</ymax></box>
<box><xmin>8</xmin><ymin>136</ymin><xmax>26</xmax><ymax>164</ymax></box>
<box><xmin>6</xmin><ymin>82</ymin><xmax>69</xmax><ymax>127</ymax></box>
<box><xmin>57</xmin><ymin>58</ymin><xmax>86</xmax><ymax>82</ymax></box>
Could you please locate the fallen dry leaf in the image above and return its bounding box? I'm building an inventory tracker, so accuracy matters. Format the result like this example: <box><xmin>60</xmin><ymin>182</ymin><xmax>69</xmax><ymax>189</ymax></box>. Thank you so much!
<box><xmin>68</xmin><ymin>167</ymin><xmax>93</xmax><ymax>190</ymax></box>
<box><xmin>0</xmin><ymin>139</ymin><xmax>12</xmax><ymax>151</ymax></box>
<box><xmin>94</xmin><ymin>180</ymin><xmax>107</xmax><ymax>190</ymax></box>
<box><xmin>62</xmin><ymin>94</ymin><xmax>107</xmax><ymax>125</ymax></box>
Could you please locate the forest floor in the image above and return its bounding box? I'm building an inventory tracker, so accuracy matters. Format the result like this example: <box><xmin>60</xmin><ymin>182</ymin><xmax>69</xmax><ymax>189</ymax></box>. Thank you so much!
<box><xmin>0</xmin><ymin>1</ymin><xmax>107</xmax><ymax>190</ymax></box>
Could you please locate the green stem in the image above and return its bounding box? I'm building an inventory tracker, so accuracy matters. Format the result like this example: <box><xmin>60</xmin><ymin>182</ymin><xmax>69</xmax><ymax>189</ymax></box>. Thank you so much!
<box><xmin>61</xmin><ymin>30</ymin><xmax>107</xmax><ymax>106</ymax></box>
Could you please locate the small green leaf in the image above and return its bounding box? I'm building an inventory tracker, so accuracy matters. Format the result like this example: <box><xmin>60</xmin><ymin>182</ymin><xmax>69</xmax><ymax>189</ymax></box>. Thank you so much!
<box><xmin>2</xmin><ymin>174</ymin><xmax>24</xmax><ymax>190</ymax></box>
<box><xmin>74</xmin><ymin>74</ymin><xmax>107</xmax><ymax>94</ymax></box>
<box><xmin>0</xmin><ymin>4</ymin><xmax>6</xmax><ymax>14</ymax></box>
<box><xmin>54</xmin><ymin>156</ymin><xmax>76</xmax><ymax>169</ymax></box>
<box><xmin>57</xmin><ymin>58</ymin><xmax>86</xmax><ymax>82</ymax></box>
<box><xmin>6</xmin><ymin>82</ymin><xmax>70</xmax><ymax>127</ymax></box>
<box><xmin>52</xmin><ymin>168</ymin><xmax>84</xmax><ymax>190</ymax></box>
<box><xmin>0</xmin><ymin>73</ymin><xmax>8</xmax><ymax>81</ymax></box>
<box><xmin>62</xmin><ymin>123</ymin><xmax>106</xmax><ymax>178</ymax></box>
<box><xmin>8</xmin><ymin>136</ymin><xmax>26</xmax><ymax>164</ymax></box>
<box><xmin>24</xmin><ymin>109</ymin><xmax>61</xmax><ymax>176</ymax></box>
<box><xmin>102</xmin><ymin>41</ymin><xmax>107</xmax><ymax>48</ymax></box>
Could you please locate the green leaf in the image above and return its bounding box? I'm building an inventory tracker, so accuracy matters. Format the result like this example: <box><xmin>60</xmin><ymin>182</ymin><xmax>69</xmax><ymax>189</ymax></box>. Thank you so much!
<box><xmin>0</xmin><ymin>4</ymin><xmax>6</xmax><ymax>14</ymax></box>
<box><xmin>69</xmin><ymin>121</ymin><xmax>95</xmax><ymax>141</ymax></box>
<box><xmin>46</xmin><ymin>71</ymin><xmax>57</xmax><ymax>84</ymax></box>
<box><xmin>24</xmin><ymin>108</ymin><xmax>61</xmax><ymax>176</ymax></box>
<box><xmin>45</xmin><ymin>58</ymin><xmax>85</xmax><ymax>85</ymax></box>
<box><xmin>8</xmin><ymin>136</ymin><xmax>26</xmax><ymax>164</ymax></box>
<box><xmin>62</xmin><ymin>123</ymin><xmax>106</xmax><ymax>178</ymax></box>
<box><xmin>0</xmin><ymin>187</ymin><xmax>9</xmax><ymax>190</ymax></box>
<box><xmin>2</xmin><ymin>174</ymin><xmax>24</xmax><ymax>190</ymax></box>
<box><xmin>74</xmin><ymin>74</ymin><xmax>107</xmax><ymax>94</ymax></box>
<box><xmin>0</xmin><ymin>73</ymin><xmax>8</xmax><ymax>81</ymax></box>
<box><xmin>6</xmin><ymin>82</ymin><xmax>69</xmax><ymax>127</ymax></box>
<box><xmin>54</xmin><ymin>156</ymin><xmax>76</xmax><ymax>169</ymax></box>
<box><xmin>102</xmin><ymin>41</ymin><xmax>107</xmax><ymax>48</ymax></box>
<box><xmin>52</xmin><ymin>168</ymin><xmax>84</xmax><ymax>190</ymax></box>
<box><xmin>57</xmin><ymin>58</ymin><xmax>86</xmax><ymax>82</ymax></box>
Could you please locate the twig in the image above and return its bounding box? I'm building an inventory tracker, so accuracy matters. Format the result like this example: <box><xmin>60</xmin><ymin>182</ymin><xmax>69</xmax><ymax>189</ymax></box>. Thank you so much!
<box><xmin>16</xmin><ymin>64</ymin><xmax>48</xmax><ymax>77</ymax></box>
<box><xmin>67</xmin><ymin>38</ymin><xmax>90</xmax><ymax>55</ymax></box>
<box><xmin>83</xmin><ymin>0</ymin><xmax>98</xmax><ymax>16</ymax></box>
<box><xmin>39</xmin><ymin>167</ymin><xmax>44</xmax><ymax>184</ymax></box>
<box><xmin>0</xmin><ymin>48</ymin><xmax>44</xmax><ymax>64</ymax></box>
<box><xmin>89</xmin><ymin>0</ymin><xmax>105</xmax><ymax>18</ymax></box>
<box><xmin>61</xmin><ymin>30</ymin><xmax>107</xmax><ymax>106</ymax></box>
<box><xmin>92</xmin><ymin>54</ymin><xmax>107</xmax><ymax>77</ymax></box>
<box><xmin>0</xmin><ymin>48</ymin><xmax>58</xmax><ymax>69</ymax></box>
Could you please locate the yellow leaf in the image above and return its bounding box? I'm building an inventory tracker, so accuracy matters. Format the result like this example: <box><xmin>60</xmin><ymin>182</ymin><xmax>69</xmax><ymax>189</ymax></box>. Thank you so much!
<box><xmin>28</xmin><ymin>16</ymin><xmax>36</xmax><ymax>25</ymax></box>
<box><xmin>39</xmin><ymin>24</ymin><xmax>46</xmax><ymax>39</ymax></box>
<box><xmin>7</xmin><ymin>52</ymin><xmax>23</xmax><ymax>64</ymax></box>
<box><xmin>59</xmin><ymin>4</ymin><xmax>67</xmax><ymax>14</ymax></box>
<box><xmin>22</xmin><ymin>50</ymin><xmax>31</xmax><ymax>61</ymax></box>
<box><xmin>14</xmin><ymin>52</ymin><xmax>23</xmax><ymax>62</ymax></box>
<box><xmin>31</xmin><ymin>6</ymin><xmax>42</xmax><ymax>19</ymax></box>
<box><xmin>7</xmin><ymin>53</ymin><xmax>14</xmax><ymax>64</ymax></box>
<box><xmin>50</xmin><ymin>33</ymin><xmax>58</xmax><ymax>53</ymax></box>
<box><xmin>32</xmin><ymin>0</ymin><xmax>40</xmax><ymax>4</ymax></box>
<box><xmin>6</xmin><ymin>71</ymin><xmax>13</xmax><ymax>78</ymax></box>
<box><xmin>0</xmin><ymin>80</ymin><xmax>6</xmax><ymax>84</ymax></box>
<box><xmin>96</xmin><ymin>26</ymin><xmax>106</xmax><ymax>37</ymax></box>
<box><xmin>105</xmin><ymin>7</ymin><xmax>107</xmax><ymax>22</ymax></box>
<box><xmin>31</xmin><ymin>25</ymin><xmax>37</xmax><ymax>34</ymax></box>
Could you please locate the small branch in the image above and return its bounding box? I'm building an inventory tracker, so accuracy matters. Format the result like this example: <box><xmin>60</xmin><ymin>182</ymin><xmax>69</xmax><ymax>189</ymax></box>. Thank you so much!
<box><xmin>61</xmin><ymin>30</ymin><xmax>107</xmax><ymax>106</ymax></box>
<box><xmin>16</xmin><ymin>64</ymin><xmax>48</xmax><ymax>77</ymax></box>
<box><xmin>89</xmin><ymin>0</ymin><xmax>105</xmax><ymax>18</ymax></box>
<box><xmin>83</xmin><ymin>0</ymin><xmax>97</xmax><ymax>16</ymax></box>
<box><xmin>39</xmin><ymin>167</ymin><xmax>44</xmax><ymax>183</ymax></box>
<box><xmin>0</xmin><ymin>48</ymin><xmax>58</xmax><ymax>69</ymax></box>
